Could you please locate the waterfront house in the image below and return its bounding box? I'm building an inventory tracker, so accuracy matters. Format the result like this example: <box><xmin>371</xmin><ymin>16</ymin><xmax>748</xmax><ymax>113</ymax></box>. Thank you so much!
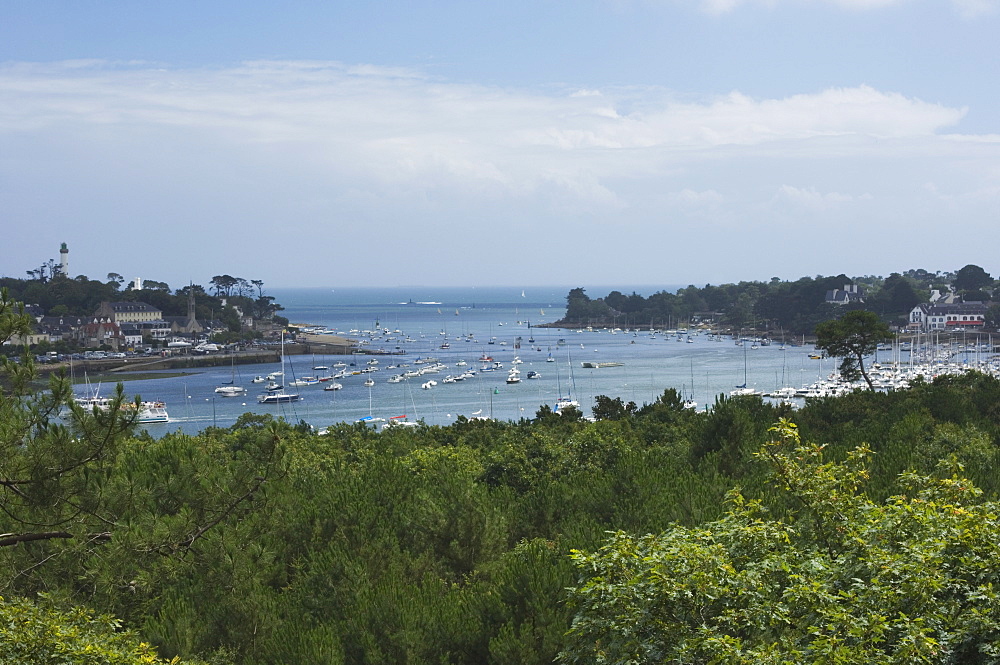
<box><xmin>908</xmin><ymin>301</ymin><xmax>987</xmax><ymax>332</ymax></box>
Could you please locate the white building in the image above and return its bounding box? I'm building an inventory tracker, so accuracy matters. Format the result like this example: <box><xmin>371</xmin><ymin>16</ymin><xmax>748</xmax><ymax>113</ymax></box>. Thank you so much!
<box><xmin>909</xmin><ymin>302</ymin><xmax>986</xmax><ymax>332</ymax></box>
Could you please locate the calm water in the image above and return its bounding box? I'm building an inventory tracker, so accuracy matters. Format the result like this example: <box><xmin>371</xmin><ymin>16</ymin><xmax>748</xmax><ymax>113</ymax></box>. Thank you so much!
<box><xmin>101</xmin><ymin>286</ymin><xmax>833</xmax><ymax>435</ymax></box>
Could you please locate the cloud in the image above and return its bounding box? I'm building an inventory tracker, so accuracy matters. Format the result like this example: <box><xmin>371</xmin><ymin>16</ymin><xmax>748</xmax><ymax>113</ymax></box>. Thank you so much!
<box><xmin>951</xmin><ymin>0</ymin><xmax>998</xmax><ymax>17</ymax></box>
<box><xmin>774</xmin><ymin>184</ymin><xmax>870</xmax><ymax>209</ymax></box>
<box><xmin>0</xmin><ymin>63</ymin><xmax>966</xmax><ymax>166</ymax></box>
<box><xmin>0</xmin><ymin>60</ymin><xmax>996</xmax><ymax>287</ymax></box>
<box><xmin>691</xmin><ymin>0</ymin><xmax>996</xmax><ymax>16</ymax></box>
<box><xmin>668</xmin><ymin>188</ymin><xmax>725</xmax><ymax>206</ymax></box>
<box><xmin>0</xmin><ymin>60</ymin><xmax>965</xmax><ymax>231</ymax></box>
<box><xmin>923</xmin><ymin>180</ymin><xmax>1000</xmax><ymax>205</ymax></box>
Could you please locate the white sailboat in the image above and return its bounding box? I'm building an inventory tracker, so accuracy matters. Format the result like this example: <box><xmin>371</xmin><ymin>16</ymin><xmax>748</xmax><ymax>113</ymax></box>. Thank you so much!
<box><xmin>258</xmin><ymin>333</ymin><xmax>301</xmax><ymax>404</ymax></box>
<box><xmin>684</xmin><ymin>358</ymin><xmax>698</xmax><ymax>410</ymax></box>
<box><xmin>730</xmin><ymin>333</ymin><xmax>760</xmax><ymax>396</ymax></box>
<box><xmin>215</xmin><ymin>354</ymin><xmax>245</xmax><ymax>396</ymax></box>
<box><xmin>357</xmin><ymin>383</ymin><xmax>385</xmax><ymax>424</ymax></box>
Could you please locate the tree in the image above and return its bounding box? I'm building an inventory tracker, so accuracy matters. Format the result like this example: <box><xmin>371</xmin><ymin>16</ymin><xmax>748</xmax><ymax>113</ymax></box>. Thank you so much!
<box><xmin>954</xmin><ymin>264</ymin><xmax>993</xmax><ymax>294</ymax></box>
<box><xmin>26</xmin><ymin>260</ymin><xmax>56</xmax><ymax>283</ymax></box>
<box><xmin>987</xmin><ymin>304</ymin><xmax>1000</xmax><ymax>331</ymax></box>
<box><xmin>814</xmin><ymin>310</ymin><xmax>893</xmax><ymax>390</ymax></box>
<box><xmin>876</xmin><ymin>273</ymin><xmax>922</xmax><ymax>316</ymax></box>
<box><xmin>0</xmin><ymin>594</ymin><xmax>210</xmax><ymax>664</ymax></box>
<box><xmin>142</xmin><ymin>280</ymin><xmax>170</xmax><ymax>292</ymax></box>
<box><xmin>0</xmin><ymin>288</ymin><xmax>279</xmax><ymax>596</ymax></box>
<box><xmin>561</xmin><ymin>420</ymin><xmax>1000</xmax><ymax>665</ymax></box>
<box><xmin>591</xmin><ymin>395</ymin><xmax>637</xmax><ymax>421</ymax></box>
<box><xmin>210</xmin><ymin>275</ymin><xmax>239</xmax><ymax>298</ymax></box>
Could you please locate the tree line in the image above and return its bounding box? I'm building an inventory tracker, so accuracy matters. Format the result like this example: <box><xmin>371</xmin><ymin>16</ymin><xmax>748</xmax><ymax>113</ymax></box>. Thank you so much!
<box><xmin>557</xmin><ymin>265</ymin><xmax>997</xmax><ymax>334</ymax></box>
<box><xmin>0</xmin><ymin>271</ymin><xmax>286</xmax><ymax>338</ymax></box>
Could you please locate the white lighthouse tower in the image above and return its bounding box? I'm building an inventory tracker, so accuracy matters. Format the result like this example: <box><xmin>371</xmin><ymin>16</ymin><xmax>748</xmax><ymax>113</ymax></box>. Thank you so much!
<box><xmin>59</xmin><ymin>242</ymin><xmax>69</xmax><ymax>276</ymax></box>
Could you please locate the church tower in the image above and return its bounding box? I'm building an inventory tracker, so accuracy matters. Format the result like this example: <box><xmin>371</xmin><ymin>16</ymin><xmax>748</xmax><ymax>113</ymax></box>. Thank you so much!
<box><xmin>185</xmin><ymin>283</ymin><xmax>201</xmax><ymax>332</ymax></box>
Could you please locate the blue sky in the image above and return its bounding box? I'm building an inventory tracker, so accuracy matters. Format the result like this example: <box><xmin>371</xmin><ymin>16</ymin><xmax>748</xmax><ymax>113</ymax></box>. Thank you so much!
<box><xmin>2</xmin><ymin>0</ymin><xmax>998</xmax><ymax>290</ymax></box>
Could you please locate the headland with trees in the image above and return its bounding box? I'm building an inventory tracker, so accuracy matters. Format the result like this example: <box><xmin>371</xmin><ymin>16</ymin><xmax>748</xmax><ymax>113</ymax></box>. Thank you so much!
<box><xmin>1</xmin><ymin>261</ymin><xmax>289</xmax><ymax>363</ymax></box>
<box><xmin>552</xmin><ymin>265</ymin><xmax>1000</xmax><ymax>336</ymax></box>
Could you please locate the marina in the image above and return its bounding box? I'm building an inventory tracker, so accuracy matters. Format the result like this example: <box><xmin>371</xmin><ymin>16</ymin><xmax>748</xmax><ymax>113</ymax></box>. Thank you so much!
<box><xmin>81</xmin><ymin>286</ymin><xmax>1000</xmax><ymax>436</ymax></box>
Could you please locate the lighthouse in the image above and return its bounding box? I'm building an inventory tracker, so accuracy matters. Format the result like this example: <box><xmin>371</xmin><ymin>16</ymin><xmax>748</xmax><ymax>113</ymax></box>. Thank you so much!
<box><xmin>59</xmin><ymin>242</ymin><xmax>69</xmax><ymax>276</ymax></box>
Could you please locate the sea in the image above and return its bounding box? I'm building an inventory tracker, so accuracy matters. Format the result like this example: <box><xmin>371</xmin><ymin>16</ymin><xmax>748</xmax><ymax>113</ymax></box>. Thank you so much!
<box><xmin>99</xmin><ymin>286</ymin><xmax>835</xmax><ymax>436</ymax></box>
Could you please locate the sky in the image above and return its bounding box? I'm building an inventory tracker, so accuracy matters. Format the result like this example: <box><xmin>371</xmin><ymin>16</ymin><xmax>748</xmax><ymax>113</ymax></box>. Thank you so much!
<box><xmin>2</xmin><ymin>0</ymin><xmax>998</xmax><ymax>291</ymax></box>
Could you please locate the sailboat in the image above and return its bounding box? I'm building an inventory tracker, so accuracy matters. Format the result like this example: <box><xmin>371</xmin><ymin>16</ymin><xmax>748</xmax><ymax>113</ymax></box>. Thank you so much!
<box><xmin>215</xmin><ymin>384</ymin><xmax>246</xmax><ymax>397</ymax></box>
<box><xmin>383</xmin><ymin>414</ymin><xmax>418</xmax><ymax>430</ymax></box>
<box><xmin>683</xmin><ymin>358</ymin><xmax>697</xmax><ymax>410</ymax></box>
<box><xmin>357</xmin><ymin>382</ymin><xmax>385</xmax><ymax>425</ymax></box>
<box><xmin>553</xmin><ymin>355</ymin><xmax>580</xmax><ymax>413</ymax></box>
<box><xmin>730</xmin><ymin>334</ymin><xmax>759</xmax><ymax>396</ymax></box>
<box><xmin>258</xmin><ymin>333</ymin><xmax>301</xmax><ymax>404</ymax></box>
<box><xmin>215</xmin><ymin>354</ymin><xmax>246</xmax><ymax>396</ymax></box>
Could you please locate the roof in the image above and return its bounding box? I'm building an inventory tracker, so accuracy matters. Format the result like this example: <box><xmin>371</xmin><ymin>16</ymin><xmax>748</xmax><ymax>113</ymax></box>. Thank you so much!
<box><xmin>107</xmin><ymin>301</ymin><xmax>161</xmax><ymax>313</ymax></box>
<box><xmin>825</xmin><ymin>289</ymin><xmax>864</xmax><ymax>304</ymax></box>
<box><xmin>927</xmin><ymin>302</ymin><xmax>987</xmax><ymax>316</ymax></box>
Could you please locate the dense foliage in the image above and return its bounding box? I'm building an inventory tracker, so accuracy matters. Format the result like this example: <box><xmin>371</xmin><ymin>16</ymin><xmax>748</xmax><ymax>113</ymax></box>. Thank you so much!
<box><xmin>557</xmin><ymin>266</ymin><xmax>994</xmax><ymax>334</ymax></box>
<box><xmin>562</xmin><ymin>421</ymin><xmax>1000</xmax><ymax>664</ymax></box>
<box><xmin>4</xmin><ymin>289</ymin><xmax>1000</xmax><ymax>663</ymax></box>
<box><xmin>0</xmin><ymin>272</ymin><xmax>283</xmax><ymax>326</ymax></box>
<box><xmin>0</xmin><ymin>594</ymin><xmax>210</xmax><ymax>664</ymax></box>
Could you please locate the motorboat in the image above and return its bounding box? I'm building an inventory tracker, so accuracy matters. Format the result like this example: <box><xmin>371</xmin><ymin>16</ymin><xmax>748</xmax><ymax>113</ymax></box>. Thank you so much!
<box><xmin>257</xmin><ymin>391</ymin><xmax>300</xmax><ymax>404</ymax></box>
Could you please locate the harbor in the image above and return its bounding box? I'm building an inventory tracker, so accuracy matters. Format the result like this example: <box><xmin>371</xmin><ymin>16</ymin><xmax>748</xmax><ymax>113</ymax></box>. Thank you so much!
<box><xmin>70</xmin><ymin>285</ymin><xmax>1000</xmax><ymax>435</ymax></box>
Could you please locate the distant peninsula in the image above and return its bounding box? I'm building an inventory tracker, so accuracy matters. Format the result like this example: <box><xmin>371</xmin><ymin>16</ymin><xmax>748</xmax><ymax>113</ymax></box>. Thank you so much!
<box><xmin>546</xmin><ymin>266</ymin><xmax>998</xmax><ymax>336</ymax></box>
